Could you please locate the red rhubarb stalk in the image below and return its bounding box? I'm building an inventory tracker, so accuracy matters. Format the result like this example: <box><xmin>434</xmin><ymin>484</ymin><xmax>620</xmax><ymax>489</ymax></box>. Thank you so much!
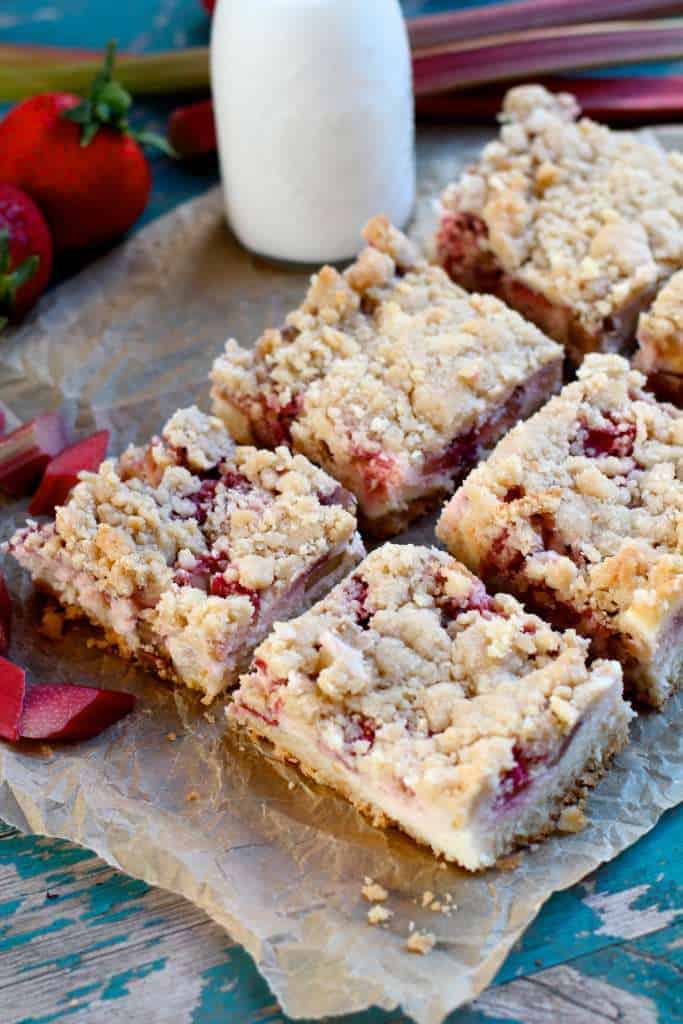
<box><xmin>412</xmin><ymin>20</ymin><xmax>683</xmax><ymax>96</ymax></box>
<box><xmin>0</xmin><ymin>656</ymin><xmax>136</xmax><ymax>742</ymax></box>
<box><xmin>415</xmin><ymin>75</ymin><xmax>683</xmax><ymax>123</ymax></box>
<box><xmin>0</xmin><ymin>574</ymin><xmax>12</xmax><ymax>657</ymax></box>
<box><xmin>408</xmin><ymin>0</ymin><xmax>683</xmax><ymax>50</ymax></box>
<box><xmin>0</xmin><ymin>412</ymin><xmax>67</xmax><ymax>497</ymax></box>
<box><xmin>29</xmin><ymin>429</ymin><xmax>109</xmax><ymax>516</ymax></box>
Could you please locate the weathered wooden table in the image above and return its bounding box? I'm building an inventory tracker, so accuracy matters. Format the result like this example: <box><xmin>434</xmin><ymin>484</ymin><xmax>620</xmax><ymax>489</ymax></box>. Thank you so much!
<box><xmin>1</xmin><ymin>2</ymin><xmax>681</xmax><ymax>1021</ymax></box>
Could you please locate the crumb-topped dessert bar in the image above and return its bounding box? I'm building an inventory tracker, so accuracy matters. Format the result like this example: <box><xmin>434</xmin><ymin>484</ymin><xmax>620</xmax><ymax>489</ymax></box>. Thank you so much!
<box><xmin>9</xmin><ymin>407</ymin><xmax>364</xmax><ymax>701</ymax></box>
<box><xmin>635</xmin><ymin>270</ymin><xmax>683</xmax><ymax>406</ymax></box>
<box><xmin>210</xmin><ymin>215</ymin><xmax>562</xmax><ymax>537</ymax></box>
<box><xmin>438</xmin><ymin>355</ymin><xmax>683</xmax><ymax>708</ymax></box>
<box><xmin>435</xmin><ymin>85</ymin><xmax>683</xmax><ymax>365</ymax></box>
<box><xmin>229</xmin><ymin>544</ymin><xmax>631</xmax><ymax>870</ymax></box>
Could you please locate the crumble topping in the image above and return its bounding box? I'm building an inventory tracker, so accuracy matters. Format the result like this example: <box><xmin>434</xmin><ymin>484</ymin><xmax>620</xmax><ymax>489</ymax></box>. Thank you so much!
<box><xmin>438</xmin><ymin>355</ymin><xmax>683</xmax><ymax>662</ymax></box>
<box><xmin>636</xmin><ymin>269</ymin><xmax>683</xmax><ymax>375</ymax></box>
<box><xmin>362</xmin><ymin>878</ymin><xmax>389</xmax><ymax>903</ymax></box>
<box><xmin>367</xmin><ymin>905</ymin><xmax>392</xmax><ymax>926</ymax></box>
<box><xmin>557</xmin><ymin>806</ymin><xmax>587</xmax><ymax>833</ymax></box>
<box><xmin>405</xmin><ymin>930</ymin><xmax>436</xmax><ymax>955</ymax></box>
<box><xmin>233</xmin><ymin>544</ymin><xmax>623</xmax><ymax>822</ymax></box>
<box><xmin>210</xmin><ymin>215</ymin><xmax>561</xmax><ymax>472</ymax></box>
<box><xmin>439</xmin><ymin>85</ymin><xmax>683</xmax><ymax>335</ymax></box>
<box><xmin>9</xmin><ymin>406</ymin><xmax>362</xmax><ymax>700</ymax></box>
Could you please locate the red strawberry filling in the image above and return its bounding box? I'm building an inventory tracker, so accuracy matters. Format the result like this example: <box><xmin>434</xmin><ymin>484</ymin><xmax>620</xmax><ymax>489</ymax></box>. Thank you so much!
<box><xmin>495</xmin><ymin>744</ymin><xmax>549</xmax><ymax>809</ymax></box>
<box><xmin>577</xmin><ymin>413</ymin><xmax>636</xmax><ymax>458</ymax></box>
<box><xmin>438</xmin><ymin>577</ymin><xmax>494</xmax><ymax>626</ymax></box>
<box><xmin>344</xmin><ymin>713</ymin><xmax>376</xmax><ymax>750</ymax></box>
<box><xmin>436</xmin><ymin>210</ymin><xmax>501</xmax><ymax>292</ymax></box>
<box><xmin>423</xmin><ymin>428</ymin><xmax>478</xmax><ymax>477</ymax></box>
<box><xmin>344</xmin><ymin>575</ymin><xmax>371</xmax><ymax>628</ymax></box>
<box><xmin>258</xmin><ymin>392</ymin><xmax>303</xmax><ymax>446</ymax></box>
<box><xmin>352</xmin><ymin>447</ymin><xmax>397</xmax><ymax>502</ymax></box>
<box><xmin>209</xmin><ymin>576</ymin><xmax>261</xmax><ymax>619</ymax></box>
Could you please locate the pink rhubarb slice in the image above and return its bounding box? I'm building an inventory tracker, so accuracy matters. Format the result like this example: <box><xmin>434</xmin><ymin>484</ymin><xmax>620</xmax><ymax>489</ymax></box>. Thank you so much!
<box><xmin>0</xmin><ymin>572</ymin><xmax>11</xmax><ymax>655</ymax></box>
<box><xmin>29</xmin><ymin>429</ymin><xmax>109</xmax><ymax>515</ymax></box>
<box><xmin>0</xmin><ymin>412</ymin><xmax>67</xmax><ymax>497</ymax></box>
<box><xmin>0</xmin><ymin>655</ymin><xmax>135</xmax><ymax>742</ymax></box>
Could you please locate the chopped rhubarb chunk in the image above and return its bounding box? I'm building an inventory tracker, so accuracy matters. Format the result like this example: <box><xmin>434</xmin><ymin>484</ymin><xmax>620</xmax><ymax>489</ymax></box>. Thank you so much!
<box><xmin>19</xmin><ymin>684</ymin><xmax>135</xmax><ymax>741</ymax></box>
<box><xmin>28</xmin><ymin>430</ymin><xmax>110</xmax><ymax>515</ymax></box>
<box><xmin>0</xmin><ymin>412</ymin><xmax>67</xmax><ymax>497</ymax></box>
<box><xmin>209</xmin><ymin>575</ymin><xmax>261</xmax><ymax>618</ymax></box>
<box><xmin>0</xmin><ymin>572</ymin><xmax>11</xmax><ymax>655</ymax></box>
<box><xmin>345</xmin><ymin>574</ymin><xmax>371</xmax><ymax>628</ymax></box>
<box><xmin>0</xmin><ymin>655</ymin><xmax>135</xmax><ymax>742</ymax></box>
<box><xmin>0</xmin><ymin>656</ymin><xmax>26</xmax><ymax>741</ymax></box>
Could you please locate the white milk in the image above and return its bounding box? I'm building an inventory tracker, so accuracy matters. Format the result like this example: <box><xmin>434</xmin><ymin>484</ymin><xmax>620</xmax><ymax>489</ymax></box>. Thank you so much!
<box><xmin>210</xmin><ymin>0</ymin><xmax>416</xmax><ymax>263</ymax></box>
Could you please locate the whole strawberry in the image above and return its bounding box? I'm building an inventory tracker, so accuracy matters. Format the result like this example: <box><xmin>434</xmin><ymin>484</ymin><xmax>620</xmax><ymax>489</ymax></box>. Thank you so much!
<box><xmin>0</xmin><ymin>184</ymin><xmax>53</xmax><ymax>327</ymax></box>
<box><xmin>0</xmin><ymin>43</ymin><xmax>173</xmax><ymax>251</ymax></box>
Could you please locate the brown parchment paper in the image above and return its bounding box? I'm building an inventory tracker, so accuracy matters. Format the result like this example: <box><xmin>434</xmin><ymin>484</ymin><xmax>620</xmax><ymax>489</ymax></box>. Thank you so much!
<box><xmin>0</xmin><ymin>126</ymin><xmax>682</xmax><ymax>1024</ymax></box>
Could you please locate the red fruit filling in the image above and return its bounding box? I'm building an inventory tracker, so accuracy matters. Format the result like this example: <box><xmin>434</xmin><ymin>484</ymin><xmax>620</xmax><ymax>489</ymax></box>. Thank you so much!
<box><xmin>495</xmin><ymin>744</ymin><xmax>549</xmax><ymax>809</ymax></box>
<box><xmin>0</xmin><ymin>572</ymin><xmax>11</xmax><ymax>656</ymax></box>
<box><xmin>578</xmin><ymin>413</ymin><xmax>636</xmax><ymax>459</ymax></box>
<box><xmin>28</xmin><ymin>429</ymin><xmax>109</xmax><ymax>515</ymax></box>
<box><xmin>220</xmin><ymin>467</ymin><xmax>251</xmax><ymax>491</ymax></box>
<box><xmin>174</xmin><ymin>552</ymin><xmax>228</xmax><ymax>589</ymax></box>
<box><xmin>0</xmin><ymin>656</ymin><xmax>135</xmax><ymax>742</ymax></box>
<box><xmin>352</xmin><ymin>448</ymin><xmax>397</xmax><ymax>501</ymax></box>
<box><xmin>436</xmin><ymin>211</ymin><xmax>500</xmax><ymax>291</ymax></box>
<box><xmin>209</xmin><ymin>576</ymin><xmax>261</xmax><ymax>618</ymax></box>
<box><xmin>345</xmin><ymin>575</ymin><xmax>371</xmax><ymax>629</ymax></box>
<box><xmin>344</xmin><ymin>714</ymin><xmax>376</xmax><ymax>750</ymax></box>
<box><xmin>259</xmin><ymin>392</ymin><xmax>302</xmax><ymax>446</ymax></box>
<box><xmin>0</xmin><ymin>412</ymin><xmax>67</xmax><ymax>497</ymax></box>
<box><xmin>186</xmin><ymin>478</ymin><xmax>218</xmax><ymax>524</ymax></box>
<box><xmin>423</xmin><ymin>428</ymin><xmax>478</xmax><ymax>478</ymax></box>
<box><xmin>438</xmin><ymin>580</ymin><xmax>494</xmax><ymax>626</ymax></box>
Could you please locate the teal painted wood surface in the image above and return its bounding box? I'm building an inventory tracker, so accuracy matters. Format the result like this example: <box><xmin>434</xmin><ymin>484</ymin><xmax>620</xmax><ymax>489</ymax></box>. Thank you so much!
<box><xmin>1</xmin><ymin>2</ymin><xmax>682</xmax><ymax>1021</ymax></box>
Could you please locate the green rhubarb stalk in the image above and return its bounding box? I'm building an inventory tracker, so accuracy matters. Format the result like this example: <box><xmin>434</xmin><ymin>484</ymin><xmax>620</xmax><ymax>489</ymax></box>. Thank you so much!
<box><xmin>0</xmin><ymin>46</ymin><xmax>210</xmax><ymax>102</ymax></box>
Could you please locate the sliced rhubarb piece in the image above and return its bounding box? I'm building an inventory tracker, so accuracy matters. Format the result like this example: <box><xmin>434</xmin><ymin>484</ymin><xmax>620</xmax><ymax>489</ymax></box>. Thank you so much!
<box><xmin>18</xmin><ymin>683</ymin><xmax>135</xmax><ymax>741</ymax></box>
<box><xmin>0</xmin><ymin>656</ymin><xmax>25</xmax><ymax>741</ymax></box>
<box><xmin>28</xmin><ymin>429</ymin><xmax>109</xmax><ymax>515</ymax></box>
<box><xmin>0</xmin><ymin>412</ymin><xmax>67</xmax><ymax>498</ymax></box>
<box><xmin>0</xmin><ymin>572</ymin><xmax>11</xmax><ymax>655</ymax></box>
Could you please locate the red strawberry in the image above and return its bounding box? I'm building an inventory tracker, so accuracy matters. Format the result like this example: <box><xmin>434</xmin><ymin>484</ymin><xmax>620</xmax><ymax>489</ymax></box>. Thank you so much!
<box><xmin>0</xmin><ymin>184</ymin><xmax>53</xmax><ymax>326</ymax></box>
<box><xmin>0</xmin><ymin>43</ymin><xmax>174</xmax><ymax>251</ymax></box>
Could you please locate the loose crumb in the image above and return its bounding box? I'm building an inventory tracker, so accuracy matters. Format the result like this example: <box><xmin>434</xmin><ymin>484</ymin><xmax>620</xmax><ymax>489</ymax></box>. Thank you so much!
<box><xmin>558</xmin><ymin>806</ymin><xmax>588</xmax><ymax>833</ymax></box>
<box><xmin>406</xmin><ymin>930</ymin><xmax>436</xmax><ymax>955</ymax></box>
<box><xmin>362</xmin><ymin>878</ymin><xmax>389</xmax><ymax>903</ymax></box>
<box><xmin>287</xmin><ymin>781</ymin><xmax>296</xmax><ymax>790</ymax></box>
<box><xmin>367</xmin><ymin>905</ymin><xmax>392</xmax><ymax>926</ymax></box>
<box><xmin>496</xmin><ymin>852</ymin><xmax>524</xmax><ymax>872</ymax></box>
<box><xmin>421</xmin><ymin>890</ymin><xmax>435</xmax><ymax>908</ymax></box>
<box><xmin>166</xmin><ymin>732</ymin><xmax>177</xmax><ymax>742</ymax></box>
<box><xmin>40</xmin><ymin>606</ymin><xmax>64</xmax><ymax>640</ymax></box>
<box><xmin>186</xmin><ymin>790</ymin><xmax>199</xmax><ymax>802</ymax></box>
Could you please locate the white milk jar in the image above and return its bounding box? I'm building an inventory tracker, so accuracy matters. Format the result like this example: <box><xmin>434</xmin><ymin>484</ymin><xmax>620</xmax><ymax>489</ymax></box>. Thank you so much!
<box><xmin>210</xmin><ymin>0</ymin><xmax>416</xmax><ymax>264</ymax></box>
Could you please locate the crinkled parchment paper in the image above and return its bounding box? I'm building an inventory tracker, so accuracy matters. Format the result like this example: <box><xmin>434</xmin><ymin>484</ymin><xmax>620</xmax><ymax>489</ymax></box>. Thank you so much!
<box><xmin>0</xmin><ymin>127</ymin><xmax>682</xmax><ymax>1024</ymax></box>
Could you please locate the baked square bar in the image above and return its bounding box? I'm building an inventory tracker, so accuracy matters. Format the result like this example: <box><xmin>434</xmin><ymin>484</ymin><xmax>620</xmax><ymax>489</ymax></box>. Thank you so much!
<box><xmin>435</xmin><ymin>85</ymin><xmax>683</xmax><ymax>365</ymax></box>
<box><xmin>635</xmin><ymin>269</ymin><xmax>683</xmax><ymax>406</ymax></box>
<box><xmin>9</xmin><ymin>407</ymin><xmax>364</xmax><ymax>701</ymax></box>
<box><xmin>229</xmin><ymin>544</ymin><xmax>631</xmax><ymax>870</ymax></box>
<box><xmin>438</xmin><ymin>355</ymin><xmax>683</xmax><ymax>708</ymax></box>
<box><xmin>210</xmin><ymin>215</ymin><xmax>562</xmax><ymax>537</ymax></box>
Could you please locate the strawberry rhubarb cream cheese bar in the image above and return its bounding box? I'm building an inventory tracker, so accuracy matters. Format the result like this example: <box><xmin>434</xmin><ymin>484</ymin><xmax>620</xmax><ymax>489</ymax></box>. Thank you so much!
<box><xmin>230</xmin><ymin>545</ymin><xmax>631</xmax><ymax>870</ymax></box>
<box><xmin>438</xmin><ymin>355</ymin><xmax>683</xmax><ymax>708</ymax></box>
<box><xmin>435</xmin><ymin>85</ymin><xmax>683</xmax><ymax>365</ymax></box>
<box><xmin>210</xmin><ymin>215</ymin><xmax>562</xmax><ymax>537</ymax></box>
<box><xmin>635</xmin><ymin>269</ymin><xmax>683</xmax><ymax>406</ymax></box>
<box><xmin>9</xmin><ymin>407</ymin><xmax>364</xmax><ymax>701</ymax></box>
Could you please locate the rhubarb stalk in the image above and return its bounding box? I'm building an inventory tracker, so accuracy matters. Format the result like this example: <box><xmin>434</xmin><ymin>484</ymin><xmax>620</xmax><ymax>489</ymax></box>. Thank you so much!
<box><xmin>412</xmin><ymin>20</ymin><xmax>683</xmax><ymax>96</ymax></box>
<box><xmin>408</xmin><ymin>0</ymin><xmax>683</xmax><ymax>50</ymax></box>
